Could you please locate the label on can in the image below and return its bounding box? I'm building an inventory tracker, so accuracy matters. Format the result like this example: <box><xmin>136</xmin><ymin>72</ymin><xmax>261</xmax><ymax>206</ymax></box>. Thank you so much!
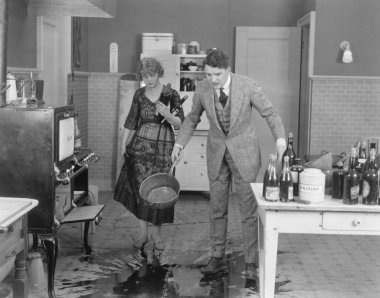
<box><xmin>299</xmin><ymin>183</ymin><xmax>323</xmax><ymax>194</ymax></box>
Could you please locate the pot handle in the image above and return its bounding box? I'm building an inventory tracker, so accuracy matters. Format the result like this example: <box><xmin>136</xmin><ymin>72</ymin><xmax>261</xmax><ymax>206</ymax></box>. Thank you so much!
<box><xmin>169</xmin><ymin>159</ymin><xmax>178</xmax><ymax>176</ymax></box>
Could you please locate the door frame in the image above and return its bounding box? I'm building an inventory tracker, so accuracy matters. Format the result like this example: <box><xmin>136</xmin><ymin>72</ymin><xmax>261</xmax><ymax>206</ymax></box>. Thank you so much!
<box><xmin>297</xmin><ymin>11</ymin><xmax>316</xmax><ymax>159</ymax></box>
<box><xmin>36</xmin><ymin>15</ymin><xmax>71</xmax><ymax>106</ymax></box>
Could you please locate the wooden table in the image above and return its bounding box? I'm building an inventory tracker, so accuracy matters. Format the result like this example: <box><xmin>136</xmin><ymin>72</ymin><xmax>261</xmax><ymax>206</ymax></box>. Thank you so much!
<box><xmin>0</xmin><ymin>197</ymin><xmax>38</xmax><ymax>297</ymax></box>
<box><xmin>250</xmin><ymin>183</ymin><xmax>380</xmax><ymax>298</ymax></box>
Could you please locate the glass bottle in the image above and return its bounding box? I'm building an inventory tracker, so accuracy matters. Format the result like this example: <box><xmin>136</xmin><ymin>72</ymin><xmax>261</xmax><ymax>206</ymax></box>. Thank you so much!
<box><xmin>323</xmin><ymin>168</ymin><xmax>333</xmax><ymax>195</ymax></box>
<box><xmin>262</xmin><ymin>154</ymin><xmax>273</xmax><ymax>198</ymax></box>
<box><xmin>30</xmin><ymin>71</ymin><xmax>36</xmax><ymax>100</ymax></box>
<box><xmin>280</xmin><ymin>156</ymin><xmax>293</xmax><ymax>202</ymax></box>
<box><xmin>356</xmin><ymin>140</ymin><xmax>367</xmax><ymax>195</ymax></box>
<box><xmin>343</xmin><ymin>147</ymin><xmax>359</xmax><ymax>205</ymax></box>
<box><xmin>265</xmin><ymin>154</ymin><xmax>279</xmax><ymax>202</ymax></box>
<box><xmin>282</xmin><ymin>132</ymin><xmax>296</xmax><ymax>168</ymax></box>
<box><xmin>332</xmin><ymin>164</ymin><xmax>345</xmax><ymax>199</ymax></box>
<box><xmin>290</xmin><ymin>157</ymin><xmax>303</xmax><ymax>197</ymax></box>
<box><xmin>362</xmin><ymin>149</ymin><xmax>378</xmax><ymax>205</ymax></box>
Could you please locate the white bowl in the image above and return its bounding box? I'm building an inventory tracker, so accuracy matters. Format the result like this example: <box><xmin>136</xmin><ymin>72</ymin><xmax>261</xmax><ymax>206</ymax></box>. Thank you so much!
<box><xmin>188</xmin><ymin>66</ymin><xmax>198</xmax><ymax>72</ymax></box>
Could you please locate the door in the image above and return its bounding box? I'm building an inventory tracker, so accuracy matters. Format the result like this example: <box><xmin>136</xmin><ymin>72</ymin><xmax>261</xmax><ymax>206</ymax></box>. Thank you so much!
<box><xmin>236</xmin><ymin>26</ymin><xmax>301</xmax><ymax>181</ymax></box>
<box><xmin>37</xmin><ymin>16</ymin><xmax>71</xmax><ymax>107</ymax></box>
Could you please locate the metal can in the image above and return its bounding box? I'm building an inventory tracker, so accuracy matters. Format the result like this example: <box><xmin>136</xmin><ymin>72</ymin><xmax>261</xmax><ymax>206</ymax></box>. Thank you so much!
<box><xmin>299</xmin><ymin>168</ymin><xmax>325</xmax><ymax>203</ymax></box>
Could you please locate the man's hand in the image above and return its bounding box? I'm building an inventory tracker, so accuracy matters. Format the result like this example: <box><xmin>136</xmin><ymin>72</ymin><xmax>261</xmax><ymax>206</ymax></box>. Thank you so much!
<box><xmin>171</xmin><ymin>144</ymin><xmax>183</xmax><ymax>164</ymax></box>
<box><xmin>276</xmin><ymin>138</ymin><xmax>286</xmax><ymax>162</ymax></box>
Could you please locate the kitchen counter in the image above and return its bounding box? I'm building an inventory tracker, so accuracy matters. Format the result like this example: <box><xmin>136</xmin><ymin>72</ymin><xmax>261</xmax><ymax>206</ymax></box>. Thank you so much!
<box><xmin>0</xmin><ymin>197</ymin><xmax>38</xmax><ymax>297</ymax></box>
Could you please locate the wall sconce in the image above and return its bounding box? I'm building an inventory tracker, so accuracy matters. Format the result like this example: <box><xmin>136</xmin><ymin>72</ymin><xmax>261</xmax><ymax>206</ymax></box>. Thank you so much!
<box><xmin>340</xmin><ymin>41</ymin><xmax>353</xmax><ymax>63</ymax></box>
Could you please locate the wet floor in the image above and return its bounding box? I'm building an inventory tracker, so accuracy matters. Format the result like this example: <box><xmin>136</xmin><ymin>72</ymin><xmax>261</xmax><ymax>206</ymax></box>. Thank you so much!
<box><xmin>3</xmin><ymin>191</ymin><xmax>380</xmax><ymax>297</ymax></box>
<box><xmin>52</xmin><ymin>251</ymin><xmax>265</xmax><ymax>298</ymax></box>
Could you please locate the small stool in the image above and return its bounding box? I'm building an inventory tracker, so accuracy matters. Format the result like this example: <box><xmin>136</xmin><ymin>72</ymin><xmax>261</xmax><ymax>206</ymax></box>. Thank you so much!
<box><xmin>81</xmin><ymin>185</ymin><xmax>99</xmax><ymax>234</ymax></box>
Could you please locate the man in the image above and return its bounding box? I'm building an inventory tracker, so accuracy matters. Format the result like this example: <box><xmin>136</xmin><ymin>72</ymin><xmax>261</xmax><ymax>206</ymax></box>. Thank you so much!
<box><xmin>171</xmin><ymin>49</ymin><xmax>286</xmax><ymax>279</ymax></box>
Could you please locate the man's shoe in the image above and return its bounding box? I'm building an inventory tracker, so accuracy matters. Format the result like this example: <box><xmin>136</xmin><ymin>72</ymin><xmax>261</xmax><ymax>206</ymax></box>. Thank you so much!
<box><xmin>245</xmin><ymin>263</ymin><xmax>259</xmax><ymax>280</ymax></box>
<box><xmin>200</xmin><ymin>257</ymin><xmax>228</xmax><ymax>275</ymax></box>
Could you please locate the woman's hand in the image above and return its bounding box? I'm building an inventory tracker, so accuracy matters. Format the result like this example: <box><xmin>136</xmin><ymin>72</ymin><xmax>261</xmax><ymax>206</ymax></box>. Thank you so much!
<box><xmin>156</xmin><ymin>101</ymin><xmax>171</xmax><ymax>118</ymax></box>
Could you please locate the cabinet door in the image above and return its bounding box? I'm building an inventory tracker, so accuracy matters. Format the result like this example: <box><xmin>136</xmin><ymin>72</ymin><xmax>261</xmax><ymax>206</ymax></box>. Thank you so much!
<box><xmin>140</xmin><ymin>54</ymin><xmax>180</xmax><ymax>91</ymax></box>
<box><xmin>174</xmin><ymin>145</ymin><xmax>188</xmax><ymax>188</ymax></box>
<box><xmin>174</xmin><ymin>134</ymin><xmax>209</xmax><ymax>191</ymax></box>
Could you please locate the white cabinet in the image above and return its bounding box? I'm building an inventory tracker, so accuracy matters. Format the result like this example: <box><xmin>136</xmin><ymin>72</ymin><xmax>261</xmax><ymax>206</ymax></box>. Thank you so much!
<box><xmin>175</xmin><ymin>132</ymin><xmax>209</xmax><ymax>191</ymax></box>
<box><xmin>141</xmin><ymin>53</ymin><xmax>210</xmax><ymax>191</ymax></box>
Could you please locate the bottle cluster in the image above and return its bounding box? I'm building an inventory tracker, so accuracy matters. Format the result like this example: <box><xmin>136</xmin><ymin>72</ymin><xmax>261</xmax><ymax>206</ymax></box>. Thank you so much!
<box><xmin>263</xmin><ymin>133</ymin><xmax>304</xmax><ymax>202</ymax></box>
<box><xmin>333</xmin><ymin>140</ymin><xmax>379</xmax><ymax>205</ymax></box>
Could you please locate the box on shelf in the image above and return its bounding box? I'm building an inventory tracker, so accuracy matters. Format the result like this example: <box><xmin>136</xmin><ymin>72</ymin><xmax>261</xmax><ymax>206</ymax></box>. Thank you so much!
<box><xmin>142</xmin><ymin>33</ymin><xmax>173</xmax><ymax>54</ymax></box>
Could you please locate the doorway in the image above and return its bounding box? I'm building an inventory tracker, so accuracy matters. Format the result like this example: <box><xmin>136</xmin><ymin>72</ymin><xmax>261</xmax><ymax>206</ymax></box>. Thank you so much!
<box><xmin>37</xmin><ymin>15</ymin><xmax>71</xmax><ymax>107</ymax></box>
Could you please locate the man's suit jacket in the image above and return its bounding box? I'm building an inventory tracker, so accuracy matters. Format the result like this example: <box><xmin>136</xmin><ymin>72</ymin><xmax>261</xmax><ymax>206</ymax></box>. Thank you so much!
<box><xmin>175</xmin><ymin>73</ymin><xmax>285</xmax><ymax>182</ymax></box>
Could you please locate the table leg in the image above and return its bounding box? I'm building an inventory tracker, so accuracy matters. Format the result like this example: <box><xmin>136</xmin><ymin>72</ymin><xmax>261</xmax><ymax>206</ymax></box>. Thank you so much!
<box><xmin>258</xmin><ymin>213</ymin><xmax>279</xmax><ymax>298</ymax></box>
<box><xmin>13</xmin><ymin>216</ymin><xmax>28</xmax><ymax>298</ymax></box>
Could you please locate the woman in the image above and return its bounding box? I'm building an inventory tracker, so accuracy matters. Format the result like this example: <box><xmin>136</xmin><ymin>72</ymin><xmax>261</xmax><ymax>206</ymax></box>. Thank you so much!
<box><xmin>114</xmin><ymin>57</ymin><xmax>184</xmax><ymax>257</ymax></box>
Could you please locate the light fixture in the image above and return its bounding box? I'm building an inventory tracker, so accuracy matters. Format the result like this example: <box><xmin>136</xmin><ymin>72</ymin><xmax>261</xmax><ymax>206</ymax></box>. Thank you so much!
<box><xmin>340</xmin><ymin>41</ymin><xmax>353</xmax><ymax>63</ymax></box>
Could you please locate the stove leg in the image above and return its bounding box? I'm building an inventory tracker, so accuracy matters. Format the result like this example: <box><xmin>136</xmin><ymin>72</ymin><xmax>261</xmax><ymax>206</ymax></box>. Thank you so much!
<box><xmin>83</xmin><ymin>220</ymin><xmax>92</xmax><ymax>254</ymax></box>
<box><xmin>41</xmin><ymin>233</ymin><xmax>58</xmax><ymax>298</ymax></box>
<box><xmin>32</xmin><ymin>233</ymin><xmax>39</xmax><ymax>250</ymax></box>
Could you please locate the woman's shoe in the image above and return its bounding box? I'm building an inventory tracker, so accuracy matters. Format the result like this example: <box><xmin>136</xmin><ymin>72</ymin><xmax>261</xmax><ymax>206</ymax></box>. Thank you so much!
<box><xmin>132</xmin><ymin>238</ymin><xmax>148</xmax><ymax>258</ymax></box>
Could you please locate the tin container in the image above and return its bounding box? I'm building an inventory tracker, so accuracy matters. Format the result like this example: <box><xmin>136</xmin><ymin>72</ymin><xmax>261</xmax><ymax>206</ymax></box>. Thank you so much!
<box><xmin>176</xmin><ymin>43</ymin><xmax>187</xmax><ymax>54</ymax></box>
<box><xmin>299</xmin><ymin>168</ymin><xmax>325</xmax><ymax>203</ymax></box>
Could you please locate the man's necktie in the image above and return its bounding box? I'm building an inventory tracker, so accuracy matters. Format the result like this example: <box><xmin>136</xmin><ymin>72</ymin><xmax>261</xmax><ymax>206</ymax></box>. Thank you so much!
<box><xmin>219</xmin><ymin>88</ymin><xmax>228</xmax><ymax>107</ymax></box>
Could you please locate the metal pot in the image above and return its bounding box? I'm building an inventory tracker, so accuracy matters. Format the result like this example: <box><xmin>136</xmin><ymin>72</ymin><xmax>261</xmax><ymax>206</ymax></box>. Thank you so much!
<box><xmin>139</xmin><ymin>162</ymin><xmax>180</xmax><ymax>210</ymax></box>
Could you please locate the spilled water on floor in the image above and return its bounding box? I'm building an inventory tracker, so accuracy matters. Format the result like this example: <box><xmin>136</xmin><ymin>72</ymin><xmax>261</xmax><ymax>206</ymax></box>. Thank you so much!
<box><xmin>52</xmin><ymin>250</ymin><xmax>292</xmax><ymax>298</ymax></box>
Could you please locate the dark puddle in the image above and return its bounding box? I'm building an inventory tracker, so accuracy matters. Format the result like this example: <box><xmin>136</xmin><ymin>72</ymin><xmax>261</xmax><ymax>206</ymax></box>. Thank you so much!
<box><xmin>57</xmin><ymin>252</ymin><xmax>292</xmax><ymax>297</ymax></box>
<box><xmin>112</xmin><ymin>253</ymin><xmax>260</xmax><ymax>297</ymax></box>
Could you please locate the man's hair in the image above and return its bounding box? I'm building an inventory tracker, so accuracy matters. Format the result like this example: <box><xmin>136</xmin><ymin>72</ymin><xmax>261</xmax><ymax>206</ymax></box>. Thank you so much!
<box><xmin>137</xmin><ymin>57</ymin><xmax>164</xmax><ymax>80</ymax></box>
<box><xmin>204</xmin><ymin>48</ymin><xmax>230</xmax><ymax>69</ymax></box>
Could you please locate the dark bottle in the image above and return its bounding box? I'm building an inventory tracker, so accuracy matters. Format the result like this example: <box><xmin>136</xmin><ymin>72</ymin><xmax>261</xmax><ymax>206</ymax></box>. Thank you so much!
<box><xmin>362</xmin><ymin>149</ymin><xmax>378</xmax><ymax>205</ymax></box>
<box><xmin>265</xmin><ymin>154</ymin><xmax>279</xmax><ymax>202</ymax></box>
<box><xmin>290</xmin><ymin>158</ymin><xmax>303</xmax><ymax>197</ymax></box>
<box><xmin>161</xmin><ymin>95</ymin><xmax>188</xmax><ymax>124</ymax></box>
<box><xmin>280</xmin><ymin>156</ymin><xmax>293</xmax><ymax>202</ymax></box>
<box><xmin>356</xmin><ymin>140</ymin><xmax>367</xmax><ymax>195</ymax></box>
<box><xmin>262</xmin><ymin>154</ymin><xmax>273</xmax><ymax>198</ymax></box>
<box><xmin>363</xmin><ymin>147</ymin><xmax>377</xmax><ymax>174</ymax></box>
<box><xmin>343</xmin><ymin>147</ymin><xmax>360</xmax><ymax>205</ymax></box>
<box><xmin>332</xmin><ymin>164</ymin><xmax>345</xmax><ymax>199</ymax></box>
<box><xmin>282</xmin><ymin>132</ymin><xmax>296</xmax><ymax>168</ymax></box>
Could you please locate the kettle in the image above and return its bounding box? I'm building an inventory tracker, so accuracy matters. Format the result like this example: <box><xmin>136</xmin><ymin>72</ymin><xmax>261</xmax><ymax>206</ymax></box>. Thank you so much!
<box><xmin>6</xmin><ymin>72</ymin><xmax>17</xmax><ymax>104</ymax></box>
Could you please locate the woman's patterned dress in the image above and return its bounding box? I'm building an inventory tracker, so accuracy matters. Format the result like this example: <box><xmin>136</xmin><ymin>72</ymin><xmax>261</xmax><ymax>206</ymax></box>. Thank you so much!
<box><xmin>114</xmin><ymin>85</ymin><xmax>184</xmax><ymax>225</ymax></box>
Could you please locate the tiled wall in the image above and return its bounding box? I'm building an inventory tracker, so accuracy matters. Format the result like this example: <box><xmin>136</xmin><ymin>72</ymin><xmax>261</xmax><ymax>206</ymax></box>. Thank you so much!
<box><xmin>310</xmin><ymin>78</ymin><xmax>380</xmax><ymax>155</ymax></box>
<box><xmin>87</xmin><ymin>73</ymin><xmax>125</xmax><ymax>191</ymax></box>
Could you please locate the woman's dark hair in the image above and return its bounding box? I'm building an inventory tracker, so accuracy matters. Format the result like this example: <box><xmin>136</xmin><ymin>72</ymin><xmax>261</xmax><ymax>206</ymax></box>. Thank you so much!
<box><xmin>204</xmin><ymin>48</ymin><xmax>230</xmax><ymax>69</ymax></box>
<box><xmin>137</xmin><ymin>57</ymin><xmax>164</xmax><ymax>80</ymax></box>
